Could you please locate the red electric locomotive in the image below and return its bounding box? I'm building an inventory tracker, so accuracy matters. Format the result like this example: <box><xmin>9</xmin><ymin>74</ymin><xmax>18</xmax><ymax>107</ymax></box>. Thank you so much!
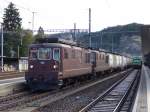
<box><xmin>25</xmin><ymin>38</ymin><xmax>94</xmax><ymax>90</ymax></box>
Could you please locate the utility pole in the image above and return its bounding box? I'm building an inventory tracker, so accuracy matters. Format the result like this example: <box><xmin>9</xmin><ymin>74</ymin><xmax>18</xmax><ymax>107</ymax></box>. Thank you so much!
<box><xmin>89</xmin><ymin>8</ymin><xmax>91</xmax><ymax>48</ymax></box>
<box><xmin>32</xmin><ymin>12</ymin><xmax>36</xmax><ymax>32</ymax></box>
<box><xmin>1</xmin><ymin>23</ymin><xmax>3</xmax><ymax>72</ymax></box>
<box><xmin>100</xmin><ymin>32</ymin><xmax>103</xmax><ymax>49</ymax></box>
<box><xmin>112</xmin><ymin>36</ymin><xmax>114</xmax><ymax>52</ymax></box>
<box><xmin>17</xmin><ymin>45</ymin><xmax>19</xmax><ymax>58</ymax></box>
<box><xmin>74</xmin><ymin>23</ymin><xmax>76</xmax><ymax>41</ymax></box>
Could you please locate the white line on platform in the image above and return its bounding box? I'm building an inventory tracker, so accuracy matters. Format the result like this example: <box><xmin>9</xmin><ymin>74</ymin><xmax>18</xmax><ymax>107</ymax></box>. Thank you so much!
<box><xmin>0</xmin><ymin>77</ymin><xmax>25</xmax><ymax>85</ymax></box>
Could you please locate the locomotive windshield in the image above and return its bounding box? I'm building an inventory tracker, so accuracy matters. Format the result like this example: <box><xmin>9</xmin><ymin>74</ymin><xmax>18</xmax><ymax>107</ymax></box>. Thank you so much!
<box><xmin>38</xmin><ymin>48</ymin><xmax>51</xmax><ymax>60</ymax></box>
<box><xmin>30</xmin><ymin>48</ymin><xmax>51</xmax><ymax>60</ymax></box>
<box><xmin>29</xmin><ymin>47</ymin><xmax>60</xmax><ymax>60</ymax></box>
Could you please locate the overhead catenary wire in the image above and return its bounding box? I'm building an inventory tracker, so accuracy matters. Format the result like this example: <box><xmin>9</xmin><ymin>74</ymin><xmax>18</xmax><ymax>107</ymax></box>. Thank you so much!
<box><xmin>0</xmin><ymin>29</ymin><xmax>139</xmax><ymax>58</ymax></box>
<box><xmin>1</xmin><ymin>29</ymin><xmax>88</xmax><ymax>34</ymax></box>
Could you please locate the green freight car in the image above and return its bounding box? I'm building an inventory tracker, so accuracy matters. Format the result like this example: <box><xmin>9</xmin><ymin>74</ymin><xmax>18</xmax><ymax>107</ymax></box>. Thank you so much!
<box><xmin>132</xmin><ymin>57</ymin><xmax>142</xmax><ymax>69</ymax></box>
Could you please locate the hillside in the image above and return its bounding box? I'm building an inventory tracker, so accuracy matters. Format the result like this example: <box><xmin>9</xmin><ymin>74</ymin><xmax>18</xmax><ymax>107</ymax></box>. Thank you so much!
<box><xmin>78</xmin><ymin>23</ymin><xmax>143</xmax><ymax>56</ymax></box>
<box><xmin>43</xmin><ymin>23</ymin><xmax>143</xmax><ymax>56</ymax></box>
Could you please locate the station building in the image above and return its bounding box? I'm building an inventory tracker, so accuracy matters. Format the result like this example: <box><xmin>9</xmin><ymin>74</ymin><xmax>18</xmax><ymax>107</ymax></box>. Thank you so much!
<box><xmin>0</xmin><ymin>57</ymin><xmax>28</xmax><ymax>72</ymax></box>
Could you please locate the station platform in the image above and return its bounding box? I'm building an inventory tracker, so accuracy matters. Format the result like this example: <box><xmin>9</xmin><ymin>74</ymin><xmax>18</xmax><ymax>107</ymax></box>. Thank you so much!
<box><xmin>0</xmin><ymin>77</ymin><xmax>25</xmax><ymax>96</ymax></box>
<box><xmin>0</xmin><ymin>71</ymin><xmax>25</xmax><ymax>80</ymax></box>
<box><xmin>0</xmin><ymin>77</ymin><xmax>25</xmax><ymax>85</ymax></box>
<box><xmin>133</xmin><ymin>65</ymin><xmax>150</xmax><ymax>112</ymax></box>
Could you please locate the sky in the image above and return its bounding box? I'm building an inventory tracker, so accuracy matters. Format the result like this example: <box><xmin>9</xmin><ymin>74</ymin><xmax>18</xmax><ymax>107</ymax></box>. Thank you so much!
<box><xmin>0</xmin><ymin>0</ymin><xmax>150</xmax><ymax>32</ymax></box>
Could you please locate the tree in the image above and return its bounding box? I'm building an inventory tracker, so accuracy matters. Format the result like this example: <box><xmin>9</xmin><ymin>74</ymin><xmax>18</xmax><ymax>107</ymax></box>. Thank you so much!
<box><xmin>3</xmin><ymin>2</ymin><xmax>22</xmax><ymax>31</ymax></box>
<box><xmin>20</xmin><ymin>30</ymin><xmax>34</xmax><ymax>57</ymax></box>
<box><xmin>2</xmin><ymin>2</ymin><xmax>22</xmax><ymax>57</ymax></box>
<box><xmin>35</xmin><ymin>26</ymin><xmax>45</xmax><ymax>39</ymax></box>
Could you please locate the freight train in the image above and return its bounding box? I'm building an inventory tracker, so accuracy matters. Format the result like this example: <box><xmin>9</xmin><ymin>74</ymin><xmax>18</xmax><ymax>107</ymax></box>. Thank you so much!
<box><xmin>25</xmin><ymin>38</ymin><xmax>132</xmax><ymax>91</ymax></box>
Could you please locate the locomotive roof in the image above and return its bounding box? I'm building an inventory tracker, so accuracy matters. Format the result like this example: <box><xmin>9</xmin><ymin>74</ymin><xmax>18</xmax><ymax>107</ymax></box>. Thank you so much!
<box><xmin>35</xmin><ymin>37</ymin><xmax>77</xmax><ymax>46</ymax></box>
<box><xmin>30</xmin><ymin>43</ymin><xmax>83</xmax><ymax>50</ymax></box>
<box><xmin>30</xmin><ymin>43</ymin><xmax>131</xmax><ymax>59</ymax></box>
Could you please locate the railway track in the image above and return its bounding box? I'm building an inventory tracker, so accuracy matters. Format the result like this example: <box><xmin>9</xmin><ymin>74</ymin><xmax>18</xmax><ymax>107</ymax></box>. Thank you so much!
<box><xmin>0</xmin><ymin>90</ymin><xmax>58</xmax><ymax>111</ymax></box>
<box><xmin>0</xmin><ymin>69</ymin><xmax>132</xmax><ymax>111</ymax></box>
<box><xmin>29</xmin><ymin>69</ymin><xmax>133</xmax><ymax>112</ymax></box>
<box><xmin>79</xmin><ymin>69</ymin><xmax>140</xmax><ymax>112</ymax></box>
<box><xmin>0</xmin><ymin>91</ymin><xmax>29</xmax><ymax>103</ymax></box>
<box><xmin>0</xmin><ymin>70</ymin><xmax>135</xmax><ymax>112</ymax></box>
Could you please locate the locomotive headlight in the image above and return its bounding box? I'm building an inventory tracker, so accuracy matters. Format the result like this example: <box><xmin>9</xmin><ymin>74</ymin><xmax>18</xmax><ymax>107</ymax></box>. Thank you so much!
<box><xmin>30</xmin><ymin>65</ymin><xmax>34</xmax><ymax>69</ymax></box>
<box><xmin>53</xmin><ymin>65</ymin><xmax>57</xmax><ymax>69</ymax></box>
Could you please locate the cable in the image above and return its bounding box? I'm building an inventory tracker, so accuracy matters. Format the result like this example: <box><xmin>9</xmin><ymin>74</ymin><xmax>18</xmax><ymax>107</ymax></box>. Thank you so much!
<box><xmin>1</xmin><ymin>29</ymin><xmax>88</xmax><ymax>34</ymax></box>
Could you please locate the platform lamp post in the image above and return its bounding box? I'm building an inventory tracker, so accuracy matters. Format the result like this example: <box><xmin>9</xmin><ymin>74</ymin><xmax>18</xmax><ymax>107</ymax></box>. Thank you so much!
<box><xmin>1</xmin><ymin>22</ymin><xmax>4</xmax><ymax>72</ymax></box>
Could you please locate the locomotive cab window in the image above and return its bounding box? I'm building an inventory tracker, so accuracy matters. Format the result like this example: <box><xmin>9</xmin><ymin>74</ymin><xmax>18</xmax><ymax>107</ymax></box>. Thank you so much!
<box><xmin>38</xmin><ymin>48</ymin><xmax>51</xmax><ymax>60</ymax></box>
<box><xmin>30</xmin><ymin>48</ymin><xmax>38</xmax><ymax>60</ymax></box>
<box><xmin>53</xmin><ymin>48</ymin><xmax>60</xmax><ymax>61</ymax></box>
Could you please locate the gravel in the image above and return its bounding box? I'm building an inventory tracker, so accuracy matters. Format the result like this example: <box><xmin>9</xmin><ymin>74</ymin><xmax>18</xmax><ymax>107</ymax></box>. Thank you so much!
<box><xmin>36</xmin><ymin>72</ymin><xmax>125</xmax><ymax>112</ymax></box>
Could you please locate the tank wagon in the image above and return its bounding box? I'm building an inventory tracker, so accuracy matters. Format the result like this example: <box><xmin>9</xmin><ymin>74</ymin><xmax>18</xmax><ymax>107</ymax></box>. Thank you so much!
<box><xmin>25</xmin><ymin>38</ymin><xmax>132</xmax><ymax>91</ymax></box>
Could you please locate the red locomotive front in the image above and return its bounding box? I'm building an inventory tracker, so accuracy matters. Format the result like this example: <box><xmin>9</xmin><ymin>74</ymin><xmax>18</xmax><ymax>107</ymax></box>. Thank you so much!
<box><xmin>25</xmin><ymin>44</ymin><xmax>62</xmax><ymax>90</ymax></box>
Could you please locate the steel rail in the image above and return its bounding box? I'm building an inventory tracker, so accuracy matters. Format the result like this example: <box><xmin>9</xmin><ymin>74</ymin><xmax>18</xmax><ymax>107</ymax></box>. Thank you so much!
<box><xmin>0</xmin><ymin>69</ymin><xmax>132</xmax><ymax>111</ymax></box>
<box><xmin>113</xmin><ymin>70</ymin><xmax>140</xmax><ymax>112</ymax></box>
<box><xmin>79</xmin><ymin>69</ymin><xmax>137</xmax><ymax>112</ymax></box>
